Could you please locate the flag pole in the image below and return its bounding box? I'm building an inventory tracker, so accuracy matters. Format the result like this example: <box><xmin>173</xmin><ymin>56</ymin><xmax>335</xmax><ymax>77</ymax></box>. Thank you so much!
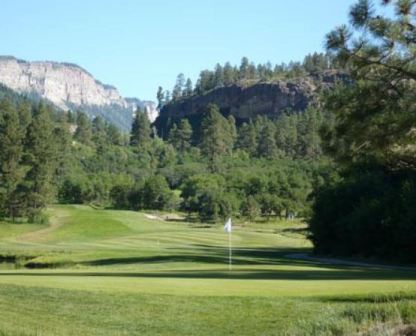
<box><xmin>228</xmin><ymin>229</ymin><xmax>232</xmax><ymax>271</ymax></box>
<box><xmin>224</xmin><ymin>217</ymin><xmax>232</xmax><ymax>271</ymax></box>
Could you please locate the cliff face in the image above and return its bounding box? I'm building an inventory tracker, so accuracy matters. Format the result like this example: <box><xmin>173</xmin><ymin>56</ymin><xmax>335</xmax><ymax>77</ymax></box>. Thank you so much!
<box><xmin>0</xmin><ymin>56</ymin><xmax>157</xmax><ymax>129</ymax></box>
<box><xmin>154</xmin><ymin>71</ymin><xmax>346</xmax><ymax>136</ymax></box>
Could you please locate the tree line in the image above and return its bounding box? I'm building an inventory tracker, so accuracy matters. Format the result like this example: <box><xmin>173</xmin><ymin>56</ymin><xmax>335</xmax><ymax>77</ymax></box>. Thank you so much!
<box><xmin>0</xmin><ymin>88</ymin><xmax>331</xmax><ymax>223</ymax></box>
<box><xmin>156</xmin><ymin>53</ymin><xmax>341</xmax><ymax>108</ymax></box>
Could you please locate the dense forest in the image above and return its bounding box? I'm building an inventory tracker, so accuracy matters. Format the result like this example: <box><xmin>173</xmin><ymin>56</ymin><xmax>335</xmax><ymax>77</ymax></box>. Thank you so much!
<box><xmin>0</xmin><ymin>85</ymin><xmax>333</xmax><ymax>224</ymax></box>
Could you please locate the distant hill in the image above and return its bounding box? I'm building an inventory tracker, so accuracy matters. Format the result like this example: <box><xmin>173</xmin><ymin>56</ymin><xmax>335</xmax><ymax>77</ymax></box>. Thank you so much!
<box><xmin>0</xmin><ymin>56</ymin><xmax>157</xmax><ymax>130</ymax></box>
<box><xmin>154</xmin><ymin>70</ymin><xmax>348</xmax><ymax>137</ymax></box>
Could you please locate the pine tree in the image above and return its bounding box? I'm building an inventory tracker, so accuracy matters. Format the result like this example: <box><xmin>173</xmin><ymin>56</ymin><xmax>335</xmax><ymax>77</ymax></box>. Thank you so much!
<box><xmin>74</xmin><ymin>111</ymin><xmax>92</xmax><ymax>145</ymax></box>
<box><xmin>0</xmin><ymin>98</ymin><xmax>26</xmax><ymax>219</ymax></box>
<box><xmin>239</xmin><ymin>57</ymin><xmax>250</xmax><ymax>79</ymax></box>
<box><xmin>236</xmin><ymin>121</ymin><xmax>257</xmax><ymax>156</ymax></box>
<box><xmin>172</xmin><ymin>73</ymin><xmax>186</xmax><ymax>100</ymax></box>
<box><xmin>226</xmin><ymin>115</ymin><xmax>237</xmax><ymax>151</ymax></box>
<box><xmin>21</xmin><ymin>103</ymin><xmax>57</xmax><ymax>222</ymax></box>
<box><xmin>323</xmin><ymin>0</ymin><xmax>416</xmax><ymax>166</ymax></box>
<box><xmin>130</xmin><ymin>108</ymin><xmax>152</xmax><ymax>148</ymax></box>
<box><xmin>92</xmin><ymin>116</ymin><xmax>107</xmax><ymax>152</ymax></box>
<box><xmin>168</xmin><ymin>119</ymin><xmax>193</xmax><ymax>153</ymax></box>
<box><xmin>168</xmin><ymin>123</ymin><xmax>179</xmax><ymax>148</ymax></box>
<box><xmin>184</xmin><ymin>78</ymin><xmax>193</xmax><ymax>96</ymax></box>
<box><xmin>106</xmin><ymin>123</ymin><xmax>123</xmax><ymax>146</ymax></box>
<box><xmin>156</xmin><ymin>86</ymin><xmax>165</xmax><ymax>109</ymax></box>
<box><xmin>200</xmin><ymin>104</ymin><xmax>233</xmax><ymax>171</ymax></box>
<box><xmin>165</xmin><ymin>90</ymin><xmax>171</xmax><ymax>103</ymax></box>
<box><xmin>223</xmin><ymin>62</ymin><xmax>235</xmax><ymax>85</ymax></box>
<box><xmin>257</xmin><ymin>122</ymin><xmax>278</xmax><ymax>158</ymax></box>
<box><xmin>214</xmin><ymin>63</ymin><xmax>224</xmax><ymax>87</ymax></box>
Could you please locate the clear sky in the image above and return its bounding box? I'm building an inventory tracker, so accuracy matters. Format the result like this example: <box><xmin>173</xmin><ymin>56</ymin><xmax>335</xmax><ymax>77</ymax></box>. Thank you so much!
<box><xmin>1</xmin><ymin>0</ymin><xmax>358</xmax><ymax>101</ymax></box>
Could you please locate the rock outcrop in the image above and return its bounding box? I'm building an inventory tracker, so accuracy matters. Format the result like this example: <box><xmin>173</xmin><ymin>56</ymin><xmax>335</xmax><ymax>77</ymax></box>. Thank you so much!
<box><xmin>0</xmin><ymin>56</ymin><xmax>157</xmax><ymax>130</ymax></box>
<box><xmin>154</xmin><ymin>71</ymin><xmax>347</xmax><ymax>137</ymax></box>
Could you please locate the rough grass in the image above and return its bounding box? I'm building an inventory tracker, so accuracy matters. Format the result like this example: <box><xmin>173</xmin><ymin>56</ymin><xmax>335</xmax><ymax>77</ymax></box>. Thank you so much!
<box><xmin>0</xmin><ymin>205</ymin><xmax>416</xmax><ymax>335</ymax></box>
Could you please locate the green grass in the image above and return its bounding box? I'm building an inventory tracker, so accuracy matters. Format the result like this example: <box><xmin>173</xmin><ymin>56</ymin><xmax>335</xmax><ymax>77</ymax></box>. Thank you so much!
<box><xmin>0</xmin><ymin>205</ymin><xmax>416</xmax><ymax>335</ymax></box>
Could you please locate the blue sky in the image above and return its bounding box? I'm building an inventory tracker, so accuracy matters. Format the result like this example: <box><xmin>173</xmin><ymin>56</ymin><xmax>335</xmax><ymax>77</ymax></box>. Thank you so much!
<box><xmin>1</xmin><ymin>0</ymin><xmax>358</xmax><ymax>101</ymax></box>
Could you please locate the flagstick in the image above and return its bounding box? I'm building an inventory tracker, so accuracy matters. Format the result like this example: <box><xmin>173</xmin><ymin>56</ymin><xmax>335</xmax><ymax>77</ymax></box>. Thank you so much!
<box><xmin>228</xmin><ymin>230</ymin><xmax>232</xmax><ymax>271</ymax></box>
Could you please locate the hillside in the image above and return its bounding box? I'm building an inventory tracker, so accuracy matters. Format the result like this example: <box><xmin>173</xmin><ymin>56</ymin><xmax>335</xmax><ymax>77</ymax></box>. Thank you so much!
<box><xmin>154</xmin><ymin>69</ymin><xmax>347</xmax><ymax>137</ymax></box>
<box><xmin>0</xmin><ymin>56</ymin><xmax>157</xmax><ymax>130</ymax></box>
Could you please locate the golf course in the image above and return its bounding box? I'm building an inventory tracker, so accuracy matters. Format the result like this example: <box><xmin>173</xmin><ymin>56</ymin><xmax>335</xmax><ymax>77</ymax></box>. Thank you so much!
<box><xmin>0</xmin><ymin>205</ymin><xmax>415</xmax><ymax>335</ymax></box>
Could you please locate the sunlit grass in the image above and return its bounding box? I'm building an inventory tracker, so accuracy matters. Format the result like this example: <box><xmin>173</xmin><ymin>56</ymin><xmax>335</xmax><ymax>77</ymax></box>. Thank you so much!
<box><xmin>0</xmin><ymin>205</ymin><xmax>415</xmax><ymax>335</ymax></box>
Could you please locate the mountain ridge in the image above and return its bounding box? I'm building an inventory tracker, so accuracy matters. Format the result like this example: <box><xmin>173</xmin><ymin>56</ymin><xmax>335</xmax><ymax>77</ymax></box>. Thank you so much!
<box><xmin>0</xmin><ymin>56</ymin><xmax>157</xmax><ymax>130</ymax></box>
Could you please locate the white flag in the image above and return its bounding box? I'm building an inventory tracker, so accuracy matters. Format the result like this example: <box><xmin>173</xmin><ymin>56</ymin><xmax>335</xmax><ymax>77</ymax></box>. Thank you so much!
<box><xmin>224</xmin><ymin>217</ymin><xmax>232</xmax><ymax>233</ymax></box>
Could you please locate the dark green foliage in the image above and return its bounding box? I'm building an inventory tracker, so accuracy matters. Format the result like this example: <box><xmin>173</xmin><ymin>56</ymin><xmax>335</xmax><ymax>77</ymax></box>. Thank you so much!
<box><xmin>74</xmin><ymin>111</ymin><xmax>92</xmax><ymax>145</ymax></box>
<box><xmin>142</xmin><ymin>175</ymin><xmax>176</xmax><ymax>210</ymax></box>
<box><xmin>184</xmin><ymin>78</ymin><xmax>193</xmax><ymax>97</ymax></box>
<box><xmin>21</xmin><ymin>103</ymin><xmax>58</xmax><ymax>222</ymax></box>
<box><xmin>189</xmin><ymin>54</ymin><xmax>339</xmax><ymax>96</ymax></box>
<box><xmin>156</xmin><ymin>86</ymin><xmax>165</xmax><ymax>110</ymax></box>
<box><xmin>236</xmin><ymin>122</ymin><xmax>257</xmax><ymax>156</ymax></box>
<box><xmin>200</xmin><ymin>105</ymin><xmax>234</xmax><ymax>171</ymax></box>
<box><xmin>309</xmin><ymin>0</ymin><xmax>416</xmax><ymax>261</ymax></box>
<box><xmin>130</xmin><ymin>109</ymin><xmax>152</xmax><ymax>148</ymax></box>
<box><xmin>257</xmin><ymin>121</ymin><xmax>279</xmax><ymax>158</ymax></box>
<box><xmin>172</xmin><ymin>73</ymin><xmax>186</xmax><ymax>101</ymax></box>
<box><xmin>168</xmin><ymin>119</ymin><xmax>193</xmax><ymax>153</ymax></box>
<box><xmin>310</xmin><ymin>166</ymin><xmax>416</xmax><ymax>261</ymax></box>
<box><xmin>58</xmin><ymin>179</ymin><xmax>84</xmax><ymax>204</ymax></box>
<box><xmin>180</xmin><ymin>174</ymin><xmax>237</xmax><ymax>221</ymax></box>
<box><xmin>323</xmin><ymin>0</ymin><xmax>416</xmax><ymax>167</ymax></box>
<box><xmin>240</xmin><ymin>196</ymin><xmax>260</xmax><ymax>221</ymax></box>
<box><xmin>0</xmin><ymin>99</ymin><xmax>26</xmax><ymax>219</ymax></box>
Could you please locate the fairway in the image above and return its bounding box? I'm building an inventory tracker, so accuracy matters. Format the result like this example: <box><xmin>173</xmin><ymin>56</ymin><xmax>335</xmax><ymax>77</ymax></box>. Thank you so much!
<box><xmin>1</xmin><ymin>205</ymin><xmax>416</xmax><ymax>335</ymax></box>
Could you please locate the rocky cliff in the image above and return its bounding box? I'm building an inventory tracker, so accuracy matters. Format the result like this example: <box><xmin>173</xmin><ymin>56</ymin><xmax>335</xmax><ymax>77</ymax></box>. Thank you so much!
<box><xmin>154</xmin><ymin>71</ymin><xmax>347</xmax><ymax>137</ymax></box>
<box><xmin>0</xmin><ymin>56</ymin><xmax>157</xmax><ymax>130</ymax></box>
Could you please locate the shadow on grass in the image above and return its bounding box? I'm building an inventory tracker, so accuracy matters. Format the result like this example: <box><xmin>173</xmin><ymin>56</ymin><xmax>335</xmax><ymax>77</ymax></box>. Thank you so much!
<box><xmin>82</xmin><ymin>247</ymin><xmax>312</xmax><ymax>266</ymax></box>
<box><xmin>321</xmin><ymin>292</ymin><xmax>416</xmax><ymax>303</ymax></box>
<box><xmin>2</xmin><ymin>267</ymin><xmax>416</xmax><ymax>280</ymax></box>
<box><xmin>5</xmin><ymin>245</ymin><xmax>416</xmax><ymax>281</ymax></box>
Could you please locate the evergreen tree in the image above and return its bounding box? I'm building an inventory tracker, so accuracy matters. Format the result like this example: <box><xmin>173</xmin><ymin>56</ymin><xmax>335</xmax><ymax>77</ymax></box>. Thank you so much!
<box><xmin>21</xmin><ymin>103</ymin><xmax>57</xmax><ymax>222</ymax></box>
<box><xmin>323</xmin><ymin>0</ymin><xmax>416</xmax><ymax>167</ymax></box>
<box><xmin>106</xmin><ymin>123</ymin><xmax>123</xmax><ymax>146</ymax></box>
<box><xmin>226</xmin><ymin>115</ymin><xmax>237</xmax><ymax>151</ymax></box>
<box><xmin>92</xmin><ymin>116</ymin><xmax>107</xmax><ymax>152</ymax></box>
<box><xmin>156</xmin><ymin>86</ymin><xmax>165</xmax><ymax>110</ymax></box>
<box><xmin>223</xmin><ymin>62</ymin><xmax>235</xmax><ymax>85</ymax></box>
<box><xmin>236</xmin><ymin>121</ymin><xmax>257</xmax><ymax>156</ymax></box>
<box><xmin>172</xmin><ymin>73</ymin><xmax>186</xmax><ymax>100</ymax></box>
<box><xmin>184</xmin><ymin>78</ymin><xmax>193</xmax><ymax>96</ymax></box>
<box><xmin>0</xmin><ymin>98</ymin><xmax>26</xmax><ymax>219</ymax></box>
<box><xmin>214</xmin><ymin>63</ymin><xmax>224</xmax><ymax>87</ymax></box>
<box><xmin>195</xmin><ymin>70</ymin><xmax>215</xmax><ymax>94</ymax></box>
<box><xmin>130</xmin><ymin>108</ymin><xmax>152</xmax><ymax>148</ymax></box>
<box><xmin>239</xmin><ymin>57</ymin><xmax>250</xmax><ymax>79</ymax></box>
<box><xmin>200</xmin><ymin>104</ymin><xmax>233</xmax><ymax>171</ymax></box>
<box><xmin>17</xmin><ymin>100</ymin><xmax>32</xmax><ymax>130</ymax></box>
<box><xmin>169</xmin><ymin>119</ymin><xmax>193</xmax><ymax>153</ymax></box>
<box><xmin>74</xmin><ymin>111</ymin><xmax>92</xmax><ymax>145</ymax></box>
<box><xmin>165</xmin><ymin>90</ymin><xmax>171</xmax><ymax>103</ymax></box>
<box><xmin>257</xmin><ymin>122</ymin><xmax>278</xmax><ymax>158</ymax></box>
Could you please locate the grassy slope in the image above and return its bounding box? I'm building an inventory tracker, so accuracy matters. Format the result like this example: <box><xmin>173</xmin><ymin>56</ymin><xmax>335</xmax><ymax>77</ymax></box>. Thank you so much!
<box><xmin>0</xmin><ymin>205</ymin><xmax>416</xmax><ymax>335</ymax></box>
